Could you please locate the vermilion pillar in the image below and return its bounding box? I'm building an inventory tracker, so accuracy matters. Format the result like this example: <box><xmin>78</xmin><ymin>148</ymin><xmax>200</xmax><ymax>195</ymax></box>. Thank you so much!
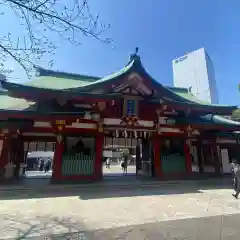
<box><xmin>196</xmin><ymin>139</ymin><xmax>204</xmax><ymax>173</ymax></box>
<box><xmin>12</xmin><ymin>136</ymin><xmax>25</xmax><ymax>179</ymax></box>
<box><xmin>0</xmin><ymin>137</ymin><xmax>10</xmax><ymax>168</ymax></box>
<box><xmin>212</xmin><ymin>140</ymin><xmax>221</xmax><ymax>174</ymax></box>
<box><xmin>0</xmin><ymin>136</ymin><xmax>10</xmax><ymax>180</ymax></box>
<box><xmin>94</xmin><ymin>133</ymin><xmax>104</xmax><ymax>180</ymax></box>
<box><xmin>153</xmin><ymin>136</ymin><xmax>162</xmax><ymax>177</ymax></box>
<box><xmin>52</xmin><ymin>136</ymin><xmax>64</xmax><ymax>181</ymax></box>
<box><xmin>184</xmin><ymin>140</ymin><xmax>192</xmax><ymax>173</ymax></box>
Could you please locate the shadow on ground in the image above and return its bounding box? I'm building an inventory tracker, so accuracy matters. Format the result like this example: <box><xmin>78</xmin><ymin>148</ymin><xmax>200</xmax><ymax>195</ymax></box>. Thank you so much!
<box><xmin>0</xmin><ymin>179</ymin><xmax>232</xmax><ymax>201</ymax></box>
<box><xmin>1</xmin><ymin>214</ymin><xmax>87</xmax><ymax>240</ymax></box>
<box><xmin>3</xmin><ymin>213</ymin><xmax>240</xmax><ymax>239</ymax></box>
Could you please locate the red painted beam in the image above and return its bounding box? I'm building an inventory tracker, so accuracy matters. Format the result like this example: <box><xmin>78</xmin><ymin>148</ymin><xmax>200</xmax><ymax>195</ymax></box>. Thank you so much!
<box><xmin>0</xmin><ymin>113</ymin><xmax>98</xmax><ymax>123</ymax></box>
<box><xmin>22</xmin><ymin>127</ymin><xmax>98</xmax><ymax>134</ymax></box>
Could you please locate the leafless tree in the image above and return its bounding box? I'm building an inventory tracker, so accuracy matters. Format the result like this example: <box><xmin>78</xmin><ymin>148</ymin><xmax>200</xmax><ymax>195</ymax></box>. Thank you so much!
<box><xmin>0</xmin><ymin>0</ymin><xmax>111</xmax><ymax>78</ymax></box>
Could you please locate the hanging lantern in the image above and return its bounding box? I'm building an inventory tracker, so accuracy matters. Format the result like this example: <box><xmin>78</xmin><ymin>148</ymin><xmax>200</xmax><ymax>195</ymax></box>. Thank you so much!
<box><xmin>56</xmin><ymin>134</ymin><xmax>63</xmax><ymax>144</ymax></box>
<box><xmin>97</xmin><ymin>102</ymin><xmax>106</xmax><ymax>111</ymax></box>
<box><xmin>124</xmin><ymin>129</ymin><xmax>128</xmax><ymax>138</ymax></box>
<box><xmin>56</xmin><ymin>120</ymin><xmax>66</xmax><ymax>132</ymax></box>
<box><xmin>134</xmin><ymin>131</ymin><xmax>138</xmax><ymax>138</ymax></box>
<box><xmin>144</xmin><ymin>132</ymin><xmax>147</xmax><ymax>139</ymax></box>
<box><xmin>98</xmin><ymin>123</ymin><xmax>104</xmax><ymax>133</ymax></box>
<box><xmin>186</xmin><ymin>125</ymin><xmax>193</xmax><ymax>137</ymax></box>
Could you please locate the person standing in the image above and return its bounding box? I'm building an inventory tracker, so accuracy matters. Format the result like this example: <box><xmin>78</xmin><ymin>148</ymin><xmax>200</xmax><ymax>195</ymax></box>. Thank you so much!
<box><xmin>44</xmin><ymin>158</ymin><xmax>51</xmax><ymax>173</ymax></box>
<box><xmin>39</xmin><ymin>159</ymin><xmax>44</xmax><ymax>172</ymax></box>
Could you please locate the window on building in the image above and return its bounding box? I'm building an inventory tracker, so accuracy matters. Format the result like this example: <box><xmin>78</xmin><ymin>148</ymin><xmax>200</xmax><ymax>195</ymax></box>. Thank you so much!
<box><xmin>127</xmin><ymin>99</ymin><xmax>136</xmax><ymax>115</ymax></box>
<box><xmin>175</xmin><ymin>55</ymin><xmax>188</xmax><ymax>64</ymax></box>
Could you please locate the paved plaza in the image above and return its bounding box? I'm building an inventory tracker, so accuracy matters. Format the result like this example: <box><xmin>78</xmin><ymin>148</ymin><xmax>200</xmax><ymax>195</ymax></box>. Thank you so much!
<box><xmin>24</xmin><ymin>164</ymin><xmax>137</xmax><ymax>179</ymax></box>
<box><xmin>25</xmin><ymin>171</ymin><xmax>52</xmax><ymax>178</ymax></box>
<box><xmin>0</xmin><ymin>180</ymin><xmax>240</xmax><ymax>239</ymax></box>
<box><xmin>102</xmin><ymin>164</ymin><xmax>136</xmax><ymax>176</ymax></box>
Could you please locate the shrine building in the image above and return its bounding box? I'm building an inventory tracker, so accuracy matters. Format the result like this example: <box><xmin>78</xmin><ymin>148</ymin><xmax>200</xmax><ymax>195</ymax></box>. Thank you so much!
<box><xmin>0</xmin><ymin>51</ymin><xmax>240</xmax><ymax>183</ymax></box>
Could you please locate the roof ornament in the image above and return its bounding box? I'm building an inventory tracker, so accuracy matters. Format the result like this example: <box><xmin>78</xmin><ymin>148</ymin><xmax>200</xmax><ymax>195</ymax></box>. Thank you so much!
<box><xmin>128</xmin><ymin>47</ymin><xmax>140</xmax><ymax>63</ymax></box>
<box><xmin>135</xmin><ymin>47</ymin><xmax>139</xmax><ymax>55</ymax></box>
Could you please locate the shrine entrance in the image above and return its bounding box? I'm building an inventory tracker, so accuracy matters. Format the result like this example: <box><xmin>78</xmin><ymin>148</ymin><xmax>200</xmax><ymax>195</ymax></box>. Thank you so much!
<box><xmin>23</xmin><ymin>141</ymin><xmax>55</xmax><ymax>180</ymax></box>
<box><xmin>102</xmin><ymin>130</ymin><xmax>154</xmax><ymax>179</ymax></box>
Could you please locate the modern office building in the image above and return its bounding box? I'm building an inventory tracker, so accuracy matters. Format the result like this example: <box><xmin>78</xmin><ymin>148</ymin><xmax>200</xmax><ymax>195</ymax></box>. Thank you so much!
<box><xmin>172</xmin><ymin>48</ymin><xmax>219</xmax><ymax>104</ymax></box>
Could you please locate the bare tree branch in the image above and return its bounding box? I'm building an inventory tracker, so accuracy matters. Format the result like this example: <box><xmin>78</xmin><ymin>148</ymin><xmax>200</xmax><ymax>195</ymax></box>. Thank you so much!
<box><xmin>0</xmin><ymin>0</ymin><xmax>111</xmax><ymax>78</ymax></box>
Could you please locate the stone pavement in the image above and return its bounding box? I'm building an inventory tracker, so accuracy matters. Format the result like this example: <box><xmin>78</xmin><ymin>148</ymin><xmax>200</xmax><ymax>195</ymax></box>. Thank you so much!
<box><xmin>102</xmin><ymin>164</ymin><xmax>136</xmax><ymax>176</ymax></box>
<box><xmin>0</xmin><ymin>180</ymin><xmax>240</xmax><ymax>239</ymax></box>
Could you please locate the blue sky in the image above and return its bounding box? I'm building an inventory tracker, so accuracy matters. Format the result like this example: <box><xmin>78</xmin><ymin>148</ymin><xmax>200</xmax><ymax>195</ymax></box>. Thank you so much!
<box><xmin>1</xmin><ymin>0</ymin><xmax>240</xmax><ymax>105</ymax></box>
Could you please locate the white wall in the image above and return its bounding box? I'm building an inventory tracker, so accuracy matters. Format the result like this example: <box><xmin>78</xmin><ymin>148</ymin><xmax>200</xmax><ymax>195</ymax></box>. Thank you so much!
<box><xmin>205</xmin><ymin>53</ymin><xmax>219</xmax><ymax>104</ymax></box>
<box><xmin>172</xmin><ymin>48</ymin><xmax>218</xmax><ymax>104</ymax></box>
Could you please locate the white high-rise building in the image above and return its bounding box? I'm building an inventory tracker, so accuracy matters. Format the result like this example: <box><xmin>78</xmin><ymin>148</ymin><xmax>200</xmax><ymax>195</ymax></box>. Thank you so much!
<box><xmin>172</xmin><ymin>48</ymin><xmax>218</xmax><ymax>104</ymax></box>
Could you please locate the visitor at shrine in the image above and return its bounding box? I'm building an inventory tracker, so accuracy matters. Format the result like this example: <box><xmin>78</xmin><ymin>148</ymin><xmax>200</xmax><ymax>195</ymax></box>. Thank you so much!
<box><xmin>231</xmin><ymin>160</ymin><xmax>240</xmax><ymax>199</ymax></box>
<box><xmin>44</xmin><ymin>158</ymin><xmax>51</xmax><ymax>173</ymax></box>
<box><xmin>106</xmin><ymin>158</ymin><xmax>111</xmax><ymax>169</ymax></box>
<box><xmin>39</xmin><ymin>159</ymin><xmax>44</xmax><ymax>171</ymax></box>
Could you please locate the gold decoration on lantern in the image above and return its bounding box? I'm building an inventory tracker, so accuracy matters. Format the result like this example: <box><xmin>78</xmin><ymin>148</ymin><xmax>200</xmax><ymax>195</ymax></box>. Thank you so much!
<box><xmin>56</xmin><ymin>120</ymin><xmax>65</xmax><ymax>125</ymax></box>
<box><xmin>57</xmin><ymin>125</ymin><xmax>63</xmax><ymax>131</ymax></box>
<box><xmin>56</xmin><ymin>120</ymin><xmax>66</xmax><ymax>132</ymax></box>
<box><xmin>98</xmin><ymin>123</ymin><xmax>104</xmax><ymax>133</ymax></box>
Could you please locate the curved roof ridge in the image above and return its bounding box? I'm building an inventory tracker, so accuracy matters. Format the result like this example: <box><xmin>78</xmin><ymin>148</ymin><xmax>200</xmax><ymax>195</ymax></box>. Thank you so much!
<box><xmin>166</xmin><ymin>86</ymin><xmax>189</xmax><ymax>93</ymax></box>
<box><xmin>67</xmin><ymin>58</ymin><xmax>136</xmax><ymax>90</ymax></box>
<box><xmin>34</xmin><ymin>66</ymin><xmax>100</xmax><ymax>82</ymax></box>
<box><xmin>201</xmin><ymin>114</ymin><xmax>240</xmax><ymax>126</ymax></box>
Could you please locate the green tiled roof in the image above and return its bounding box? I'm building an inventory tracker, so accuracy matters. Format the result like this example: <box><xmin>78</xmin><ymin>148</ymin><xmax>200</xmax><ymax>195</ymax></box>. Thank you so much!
<box><xmin>20</xmin><ymin>61</ymin><xmax>134</xmax><ymax>91</ymax></box>
<box><xmin>167</xmin><ymin>87</ymin><xmax>231</xmax><ymax>107</ymax></box>
<box><xmin>22</xmin><ymin>66</ymin><xmax>100</xmax><ymax>90</ymax></box>
<box><xmin>24</xmin><ymin>76</ymin><xmax>90</xmax><ymax>90</ymax></box>
<box><xmin>168</xmin><ymin>87</ymin><xmax>210</xmax><ymax>105</ymax></box>
<box><xmin>73</xmin><ymin>59</ymin><xmax>135</xmax><ymax>90</ymax></box>
<box><xmin>0</xmin><ymin>91</ymin><xmax>33</xmax><ymax>110</ymax></box>
<box><xmin>36</xmin><ymin>67</ymin><xmax>99</xmax><ymax>82</ymax></box>
<box><xmin>175</xmin><ymin>114</ymin><xmax>240</xmax><ymax>127</ymax></box>
<box><xmin>0</xmin><ymin>54</ymin><xmax>237</xmax><ymax>114</ymax></box>
<box><xmin>232</xmin><ymin>109</ymin><xmax>240</xmax><ymax>120</ymax></box>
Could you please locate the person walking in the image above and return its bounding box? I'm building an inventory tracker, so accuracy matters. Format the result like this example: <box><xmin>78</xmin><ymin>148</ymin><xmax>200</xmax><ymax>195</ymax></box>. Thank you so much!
<box><xmin>106</xmin><ymin>158</ymin><xmax>111</xmax><ymax>169</ymax></box>
<box><xmin>231</xmin><ymin>160</ymin><xmax>240</xmax><ymax>199</ymax></box>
